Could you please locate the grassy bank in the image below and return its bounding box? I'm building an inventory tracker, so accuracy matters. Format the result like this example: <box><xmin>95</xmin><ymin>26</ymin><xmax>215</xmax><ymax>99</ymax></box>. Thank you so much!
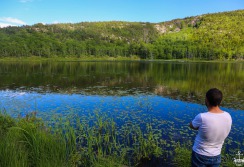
<box><xmin>0</xmin><ymin>112</ymin><xmax>236</xmax><ymax>167</ymax></box>
<box><xmin>0</xmin><ymin>112</ymin><xmax>76</xmax><ymax>167</ymax></box>
<box><xmin>0</xmin><ymin>56</ymin><xmax>243</xmax><ymax>62</ymax></box>
<box><xmin>0</xmin><ymin>56</ymin><xmax>141</xmax><ymax>62</ymax></box>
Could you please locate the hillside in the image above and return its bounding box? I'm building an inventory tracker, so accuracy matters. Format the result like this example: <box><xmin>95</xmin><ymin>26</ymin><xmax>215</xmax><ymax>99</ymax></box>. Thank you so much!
<box><xmin>0</xmin><ymin>10</ymin><xmax>243</xmax><ymax>60</ymax></box>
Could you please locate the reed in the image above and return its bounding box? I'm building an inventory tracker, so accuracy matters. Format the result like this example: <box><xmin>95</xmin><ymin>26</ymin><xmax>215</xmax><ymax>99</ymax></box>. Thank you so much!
<box><xmin>0</xmin><ymin>111</ymin><xmax>239</xmax><ymax>167</ymax></box>
<box><xmin>0</xmin><ymin>112</ymin><xmax>76</xmax><ymax>167</ymax></box>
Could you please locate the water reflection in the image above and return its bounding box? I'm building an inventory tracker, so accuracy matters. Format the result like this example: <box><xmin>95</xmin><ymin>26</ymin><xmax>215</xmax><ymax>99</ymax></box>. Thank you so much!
<box><xmin>0</xmin><ymin>90</ymin><xmax>243</xmax><ymax>151</ymax></box>
<box><xmin>0</xmin><ymin>61</ymin><xmax>243</xmax><ymax>109</ymax></box>
<box><xmin>0</xmin><ymin>61</ymin><xmax>243</xmax><ymax>153</ymax></box>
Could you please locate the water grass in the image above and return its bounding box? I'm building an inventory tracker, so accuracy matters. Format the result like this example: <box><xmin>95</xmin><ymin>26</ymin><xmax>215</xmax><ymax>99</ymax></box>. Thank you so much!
<box><xmin>0</xmin><ymin>111</ymin><xmax>240</xmax><ymax>167</ymax></box>
<box><xmin>0</xmin><ymin>112</ymin><xmax>76</xmax><ymax>167</ymax></box>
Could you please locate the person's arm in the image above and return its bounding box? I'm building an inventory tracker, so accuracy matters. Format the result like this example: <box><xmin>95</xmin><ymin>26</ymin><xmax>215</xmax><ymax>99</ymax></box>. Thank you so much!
<box><xmin>189</xmin><ymin>121</ymin><xmax>199</xmax><ymax>130</ymax></box>
<box><xmin>189</xmin><ymin>114</ymin><xmax>202</xmax><ymax>130</ymax></box>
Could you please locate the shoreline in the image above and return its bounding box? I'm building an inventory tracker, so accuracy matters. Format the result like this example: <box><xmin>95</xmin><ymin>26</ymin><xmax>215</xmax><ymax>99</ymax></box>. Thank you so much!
<box><xmin>0</xmin><ymin>56</ymin><xmax>243</xmax><ymax>63</ymax></box>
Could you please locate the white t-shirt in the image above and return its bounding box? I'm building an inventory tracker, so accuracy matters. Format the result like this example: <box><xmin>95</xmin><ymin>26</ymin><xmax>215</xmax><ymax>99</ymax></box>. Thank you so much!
<box><xmin>192</xmin><ymin>111</ymin><xmax>232</xmax><ymax>156</ymax></box>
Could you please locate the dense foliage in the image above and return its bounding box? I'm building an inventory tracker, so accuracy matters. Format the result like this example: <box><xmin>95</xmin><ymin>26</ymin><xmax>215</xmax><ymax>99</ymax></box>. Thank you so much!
<box><xmin>0</xmin><ymin>10</ymin><xmax>243</xmax><ymax>60</ymax></box>
<box><xmin>0</xmin><ymin>112</ymin><xmax>76</xmax><ymax>167</ymax></box>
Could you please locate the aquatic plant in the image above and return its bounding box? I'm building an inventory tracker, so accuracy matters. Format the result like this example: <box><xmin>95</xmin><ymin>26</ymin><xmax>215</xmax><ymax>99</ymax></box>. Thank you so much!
<box><xmin>1</xmin><ymin>106</ymin><xmax>242</xmax><ymax>167</ymax></box>
<box><xmin>172</xmin><ymin>142</ymin><xmax>192</xmax><ymax>167</ymax></box>
<box><xmin>0</xmin><ymin>112</ymin><xmax>76</xmax><ymax>167</ymax></box>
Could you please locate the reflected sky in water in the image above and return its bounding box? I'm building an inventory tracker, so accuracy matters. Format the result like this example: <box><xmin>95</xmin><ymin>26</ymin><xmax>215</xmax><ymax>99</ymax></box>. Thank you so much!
<box><xmin>0</xmin><ymin>61</ymin><xmax>243</xmax><ymax>150</ymax></box>
<box><xmin>1</xmin><ymin>90</ymin><xmax>243</xmax><ymax>150</ymax></box>
<box><xmin>0</xmin><ymin>61</ymin><xmax>243</xmax><ymax>109</ymax></box>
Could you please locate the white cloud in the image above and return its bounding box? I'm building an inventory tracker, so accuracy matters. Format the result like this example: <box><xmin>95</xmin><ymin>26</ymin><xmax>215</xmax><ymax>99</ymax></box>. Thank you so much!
<box><xmin>0</xmin><ymin>23</ymin><xmax>15</xmax><ymax>28</ymax></box>
<box><xmin>53</xmin><ymin>20</ymin><xmax>59</xmax><ymax>24</ymax></box>
<box><xmin>0</xmin><ymin>17</ymin><xmax>26</xmax><ymax>27</ymax></box>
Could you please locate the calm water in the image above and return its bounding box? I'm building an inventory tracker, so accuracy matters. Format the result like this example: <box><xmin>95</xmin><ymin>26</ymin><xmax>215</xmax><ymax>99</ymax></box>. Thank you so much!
<box><xmin>0</xmin><ymin>61</ymin><xmax>243</xmax><ymax>150</ymax></box>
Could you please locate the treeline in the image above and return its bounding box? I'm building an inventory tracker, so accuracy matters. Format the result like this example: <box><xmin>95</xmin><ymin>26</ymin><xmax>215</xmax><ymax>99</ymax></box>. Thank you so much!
<box><xmin>0</xmin><ymin>10</ymin><xmax>243</xmax><ymax>60</ymax></box>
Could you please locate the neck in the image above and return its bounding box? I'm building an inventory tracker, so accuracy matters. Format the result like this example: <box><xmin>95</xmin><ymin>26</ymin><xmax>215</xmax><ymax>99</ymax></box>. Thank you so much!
<box><xmin>208</xmin><ymin>106</ymin><xmax>223</xmax><ymax>113</ymax></box>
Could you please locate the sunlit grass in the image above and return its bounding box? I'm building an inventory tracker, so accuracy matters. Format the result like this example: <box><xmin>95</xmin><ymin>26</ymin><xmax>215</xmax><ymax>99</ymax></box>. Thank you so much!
<box><xmin>0</xmin><ymin>110</ymin><xmax>166</xmax><ymax>166</ymax></box>
<box><xmin>0</xmin><ymin>112</ymin><xmax>76</xmax><ymax>167</ymax></box>
<box><xmin>0</xmin><ymin>109</ymin><xmax>241</xmax><ymax>167</ymax></box>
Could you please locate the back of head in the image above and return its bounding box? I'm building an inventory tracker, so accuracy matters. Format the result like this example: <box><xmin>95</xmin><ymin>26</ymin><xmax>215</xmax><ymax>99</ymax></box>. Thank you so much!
<box><xmin>206</xmin><ymin>88</ymin><xmax>223</xmax><ymax>107</ymax></box>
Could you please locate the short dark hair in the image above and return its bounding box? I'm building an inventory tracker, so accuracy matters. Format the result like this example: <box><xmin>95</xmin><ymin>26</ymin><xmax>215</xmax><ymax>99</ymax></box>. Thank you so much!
<box><xmin>206</xmin><ymin>88</ymin><xmax>223</xmax><ymax>106</ymax></box>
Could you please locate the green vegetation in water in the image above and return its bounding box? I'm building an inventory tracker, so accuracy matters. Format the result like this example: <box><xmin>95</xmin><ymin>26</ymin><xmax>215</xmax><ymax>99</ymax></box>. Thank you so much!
<box><xmin>0</xmin><ymin>10</ymin><xmax>243</xmax><ymax>60</ymax></box>
<box><xmin>0</xmin><ymin>111</ymin><xmax>239</xmax><ymax>167</ymax></box>
<box><xmin>0</xmin><ymin>112</ymin><xmax>76</xmax><ymax>167</ymax></box>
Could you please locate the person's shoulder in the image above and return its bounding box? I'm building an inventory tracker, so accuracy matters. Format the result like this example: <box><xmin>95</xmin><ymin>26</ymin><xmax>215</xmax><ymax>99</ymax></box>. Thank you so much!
<box><xmin>195</xmin><ymin>113</ymin><xmax>203</xmax><ymax>118</ymax></box>
<box><xmin>200</xmin><ymin>112</ymin><xmax>210</xmax><ymax>116</ymax></box>
<box><xmin>222</xmin><ymin>111</ymin><xmax>232</xmax><ymax>126</ymax></box>
<box><xmin>222</xmin><ymin>111</ymin><xmax>232</xmax><ymax>119</ymax></box>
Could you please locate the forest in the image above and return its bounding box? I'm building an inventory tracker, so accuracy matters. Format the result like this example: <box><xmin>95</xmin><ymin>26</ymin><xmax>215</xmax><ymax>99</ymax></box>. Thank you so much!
<box><xmin>0</xmin><ymin>10</ymin><xmax>243</xmax><ymax>60</ymax></box>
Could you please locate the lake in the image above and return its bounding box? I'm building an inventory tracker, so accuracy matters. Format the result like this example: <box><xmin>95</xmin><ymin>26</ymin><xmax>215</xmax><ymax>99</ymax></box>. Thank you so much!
<box><xmin>0</xmin><ymin>61</ymin><xmax>243</xmax><ymax>153</ymax></box>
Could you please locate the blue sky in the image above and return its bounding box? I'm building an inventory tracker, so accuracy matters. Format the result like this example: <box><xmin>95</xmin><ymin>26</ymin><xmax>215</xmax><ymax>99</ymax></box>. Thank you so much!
<box><xmin>0</xmin><ymin>0</ymin><xmax>244</xmax><ymax>27</ymax></box>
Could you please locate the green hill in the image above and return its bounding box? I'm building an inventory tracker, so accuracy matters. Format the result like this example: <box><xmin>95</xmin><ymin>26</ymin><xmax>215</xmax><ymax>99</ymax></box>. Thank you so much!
<box><xmin>0</xmin><ymin>10</ymin><xmax>243</xmax><ymax>60</ymax></box>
